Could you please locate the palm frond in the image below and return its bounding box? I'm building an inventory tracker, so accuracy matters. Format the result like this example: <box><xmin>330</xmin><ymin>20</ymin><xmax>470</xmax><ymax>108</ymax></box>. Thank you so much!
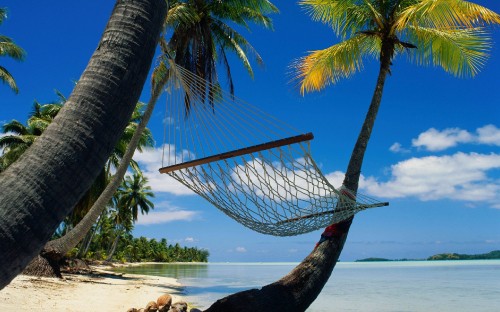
<box><xmin>165</xmin><ymin>3</ymin><xmax>200</xmax><ymax>27</ymax></box>
<box><xmin>0</xmin><ymin>40</ymin><xmax>26</xmax><ymax>60</ymax></box>
<box><xmin>0</xmin><ymin>65</ymin><xmax>18</xmax><ymax>93</ymax></box>
<box><xmin>151</xmin><ymin>57</ymin><xmax>171</xmax><ymax>95</ymax></box>
<box><xmin>404</xmin><ymin>25</ymin><xmax>491</xmax><ymax>77</ymax></box>
<box><xmin>0</xmin><ymin>135</ymin><xmax>26</xmax><ymax>149</ymax></box>
<box><xmin>299</xmin><ymin>0</ymin><xmax>373</xmax><ymax>38</ymax></box>
<box><xmin>213</xmin><ymin>0</ymin><xmax>278</xmax><ymax>30</ymax></box>
<box><xmin>2</xmin><ymin>120</ymin><xmax>26</xmax><ymax>135</ymax></box>
<box><xmin>293</xmin><ymin>33</ymin><xmax>380</xmax><ymax>94</ymax></box>
<box><xmin>395</xmin><ymin>0</ymin><xmax>500</xmax><ymax>30</ymax></box>
<box><xmin>212</xmin><ymin>20</ymin><xmax>262</xmax><ymax>79</ymax></box>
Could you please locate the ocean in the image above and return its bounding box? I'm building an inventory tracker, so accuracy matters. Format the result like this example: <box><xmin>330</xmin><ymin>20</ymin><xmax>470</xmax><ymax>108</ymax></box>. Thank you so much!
<box><xmin>114</xmin><ymin>260</ymin><xmax>500</xmax><ymax>311</ymax></box>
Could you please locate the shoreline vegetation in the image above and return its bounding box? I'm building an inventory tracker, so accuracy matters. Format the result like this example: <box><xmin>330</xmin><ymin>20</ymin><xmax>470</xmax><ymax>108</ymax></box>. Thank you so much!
<box><xmin>355</xmin><ymin>250</ymin><xmax>500</xmax><ymax>262</ymax></box>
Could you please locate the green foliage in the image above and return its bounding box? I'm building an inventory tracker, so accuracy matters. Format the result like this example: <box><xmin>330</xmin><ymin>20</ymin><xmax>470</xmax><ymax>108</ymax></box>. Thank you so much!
<box><xmin>81</xmin><ymin>231</ymin><xmax>209</xmax><ymax>263</ymax></box>
<box><xmin>295</xmin><ymin>0</ymin><xmax>500</xmax><ymax>94</ymax></box>
<box><xmin>355</xmin><ymin>257</ymin><xmax>391</xmax><ymax>262</ymax></box>
<box><xmin>0</xmin><ymin>94</ymin><xmax>155</xmax><ymax>227</ymax></box>
<box><xmin>428</xmin><ymin>250</ymin><xmax>500</xmax><ymax>261</ymax></box>
<box><xmin>0</xmin><ymin>7</ymin><xmax>26</xmax><ymax>93</ymax></box>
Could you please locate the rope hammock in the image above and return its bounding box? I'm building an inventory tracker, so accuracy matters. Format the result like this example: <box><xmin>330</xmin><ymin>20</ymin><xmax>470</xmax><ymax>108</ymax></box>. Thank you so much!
<box><xmin>159</xmin><ymin>62</ymin><xmax>388</xmax><ymax>236</ymax></box>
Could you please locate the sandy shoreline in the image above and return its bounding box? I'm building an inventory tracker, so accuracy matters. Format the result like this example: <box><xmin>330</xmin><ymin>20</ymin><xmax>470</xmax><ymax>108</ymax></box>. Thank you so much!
<box><xmin>0</xmin><ymin>265</ymin><xmax>188</xmax><ymax>311</ymax></box>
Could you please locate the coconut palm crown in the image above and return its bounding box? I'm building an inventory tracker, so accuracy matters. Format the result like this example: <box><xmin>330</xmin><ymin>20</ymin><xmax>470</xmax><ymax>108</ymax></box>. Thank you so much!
<box><xmin>294</xmin><ymin>0</ymin><xmax>500</xmax><ymax>194</ymax></box>
<box><xmin>155</xmin><ymin>0</ymin><xmax>278</xmax><ymax>112</ymax></box>
<box><xmin>295</xmin><ymin>0</ymin><xmax>500</xmax><ymax>94</ymax></box>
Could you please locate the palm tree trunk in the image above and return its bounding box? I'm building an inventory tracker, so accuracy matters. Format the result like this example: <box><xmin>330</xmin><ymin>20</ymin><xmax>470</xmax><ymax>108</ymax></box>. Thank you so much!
<box><xmin>343</xmin><ymin>40</ymin><xmax>393</xmax><ymax>193</ymax></box>
<box><xmin>205</xmin><ymin>219</ymin><xmax>352</xmax><ymax>312</ymax></box>
<box><xmin>106</xmin><ymin>232</ymin><xmax>121</xmax><ymax>261</ymax></box>
<box><xmin>77</xmin><ymin>212</ymin><xmax>104</xmax><ymax>258</ymax></box>
<box><xmin>42</xmin><ymin>78</ymin><xmax>165</xmax><ymax>262</ymax></box>
<box><xmin>0</xmin><ymin>0</ymin><xmax>167</xmax><ymax>289</ymax></box>
<box><xmin>204</xmin><ymin>41</ymin><xmax>394</xmax><ymax>312</ymax></box>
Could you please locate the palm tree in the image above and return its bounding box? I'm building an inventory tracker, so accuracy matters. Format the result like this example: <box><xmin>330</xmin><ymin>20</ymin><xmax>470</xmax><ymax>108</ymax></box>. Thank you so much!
<box><xmin>0</xmin><ymin>100</ymin><xmax>62</xmax><ymax>171</ymax></box>
<box><xmin>106</xmin><ymin>172</ymin><xmax>154</xmax><ymax>260</ymax></box>
<box><xmin>203</xmin><ymin>1</ymin><xmax>500</xmax><ymax>311</ymax></box>
<box><xmin>0</xmin><ymin>0</ymin><xmax>167</xmax><ymax>289</ymax></box>
<box><xmin>295</xmin><ymin>0</ymin><xmax>500</xmax><ymax>194</ymax></box>
<box><xmin>116</xmin><ymin>172</ymin><xmax>155</xmax><ymax>221</ymax></box>
<box><xmin>0</xmin><ymin>7</ymin><xmax>26</xmax><ymax>94</ymax></box>
<box><xmin>161</xmin><ymin>0</ymin><xmax>278</xmax><ymax>111</ymax></box>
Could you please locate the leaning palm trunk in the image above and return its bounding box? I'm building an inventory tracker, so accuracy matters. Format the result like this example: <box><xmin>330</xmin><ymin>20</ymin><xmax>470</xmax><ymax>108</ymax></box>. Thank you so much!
<box><xmin>0</xmin><ymin>0</ymin><xmax>167</xmax><ymax>289</ymax></box>
<box><xmin>204</xmin><ymin>44</ymin><xmax>393</xmax><ymax>312</ymax></box>
<box><xmin>41</xmin><ymin>76</ymin><xmax>166</xmax><ymax>264</ymax></box>
<box><xmin>106</xmin><ymin>232</ymin><xmax>122</xmax><ymax>261</ymax></box>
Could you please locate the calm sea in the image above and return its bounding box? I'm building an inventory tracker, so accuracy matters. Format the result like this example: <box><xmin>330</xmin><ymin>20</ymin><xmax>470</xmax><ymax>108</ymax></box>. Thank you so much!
<box><xmin>114</xmin><ymin>260</ymin><xmax>500</xmax><ymax>311</ymax></box>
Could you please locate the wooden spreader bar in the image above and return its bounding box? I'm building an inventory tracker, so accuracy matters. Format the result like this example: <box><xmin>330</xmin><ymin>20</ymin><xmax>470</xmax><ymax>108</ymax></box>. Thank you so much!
<box><xmin>159</xmin><ymin>132</ymin><xmax>314</xmax><ymax>174</ymax></box>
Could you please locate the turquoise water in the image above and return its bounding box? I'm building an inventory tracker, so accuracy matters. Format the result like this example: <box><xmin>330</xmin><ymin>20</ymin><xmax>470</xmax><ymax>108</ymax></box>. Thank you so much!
<box><xmin>115</xmin><ymin>260</ymin><xmax>500</xmax><ymax>311</ymax></box>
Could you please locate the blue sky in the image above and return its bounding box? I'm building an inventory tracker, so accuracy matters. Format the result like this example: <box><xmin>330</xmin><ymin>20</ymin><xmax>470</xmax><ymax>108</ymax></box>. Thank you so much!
<box><xmin>1</xmin><ymin>1</ymin><xmax>499</xmax><ymax>262</ymax></box>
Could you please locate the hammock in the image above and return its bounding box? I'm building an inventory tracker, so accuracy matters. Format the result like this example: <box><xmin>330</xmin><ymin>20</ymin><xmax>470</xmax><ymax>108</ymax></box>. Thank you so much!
<box><xmin>159</xmin><ymin>63</ymin><xmax>388</xmax><ymax>236</ymax></box>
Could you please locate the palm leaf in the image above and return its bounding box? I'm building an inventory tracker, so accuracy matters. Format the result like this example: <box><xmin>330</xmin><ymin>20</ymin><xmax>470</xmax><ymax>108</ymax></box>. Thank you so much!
<box><xmin>165</xmin><ymin>3</ymin><xmax>200</xmax><ymax>27</ymax></box>
<box><xmin>299</xmin><ymin>0</ymin><xmax>373</xmax><ymax>38</ymax></box>
<box><xmin>293</xmin><ymin>33</ymin><xmax>380</xmax><ymax>94</ymax></box>
<box><xmin>211</xmin><ymin>20</ymin><xmax>261</xmax><ymax>79</ymax></box>
<box><xmin>2</xmin><ymin>120</ymin><xmax>27</xmax><ymax>135</ymax></box>
<box><xmin>396</xmin><ymin>0</ymin><xmax>500</xmax><ymax>30</ymax></box>
<box><xmin>0</xmin><ymin>65</ymin><xmax>18</xmax><ymax>93</ymax></box>
<box><xmin>213</xmin><ymin>0</ymin><xmax>278</xmax><ymax>30</ymax></box>
<box><xmin>404</xmin><ymin>25</ymin><xmax>491</xmax><ymax>77</ymax></box>
<box><xmin>0</xmin><ymin>39</ymin><xmax>26</xmax><ymax>60</ymax></box>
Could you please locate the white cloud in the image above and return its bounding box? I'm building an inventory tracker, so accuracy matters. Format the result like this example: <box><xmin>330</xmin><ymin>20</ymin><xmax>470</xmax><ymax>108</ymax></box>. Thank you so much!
<box><xmin>134</xmin><ymin>146</ymin><xmax>195</xmax><ymax>195</ymax></box>
<box><xmin>389</xmin><ymin>142</ymin><xmax>410</xmax><ymax>153</ymax></box>
<box><xmin>324</xmin><ymin>171</ymin><xmax>344</xmax><ymax>189</ymax></box>
<box><xmin>360</xmin><ymin>152</ymin><xmax>500</xmax><ymax>208</ymax></box>
<box><xmin>476</xmin><ymin>125</ymin><xmax>500</xmax><ymax>145</ymax></box>
<box><xmin>412</xmin><ymin>127</ymin><xmax>473</xmax><ymax>151</ymax></box>
<box><xmin>184</xmin><ymin>237</ymin><xmax>196</xmax><ymax>243</ymax></box>
<box><xmin>235</xmin><ymin>246</ymin><xmax>247</xmax><ymax>253</ymax></box>
<box><xmin>411</xmin><ymin>125</ymin><xmax>500</xmax><ymax>151</ymax></box>
<box><xmin>135</xmin><ymin>201</ymin><xmax>199</xmax><ymax>225</ymax></box>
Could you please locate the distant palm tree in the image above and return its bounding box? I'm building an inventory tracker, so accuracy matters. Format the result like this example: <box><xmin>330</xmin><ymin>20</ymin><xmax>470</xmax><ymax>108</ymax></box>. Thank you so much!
<box><xmin>106</xmin><ymin>173</ymin><xmax>154</xmax><ymax>260</ymax></box>
<box><xmin>116</xmin><ymin>172</ymin><xmax>155</xmax><ymax>222</ymax></box>
<box><xmin>0</xmin><ymin>7</ymin><xmax>26</xmax><ymax>93</ymax></box>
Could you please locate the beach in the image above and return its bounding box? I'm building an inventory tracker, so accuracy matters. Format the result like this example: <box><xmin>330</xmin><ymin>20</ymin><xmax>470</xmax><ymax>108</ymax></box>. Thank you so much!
<box><xmin>0</xmin><ymin>265</ymin><xmax>186</xmax><ymax>311</ymax></box>
<box><xmin>2</xmin><ymin>260</ymin><xmax>500</xmax><ymax>311</ymax></box>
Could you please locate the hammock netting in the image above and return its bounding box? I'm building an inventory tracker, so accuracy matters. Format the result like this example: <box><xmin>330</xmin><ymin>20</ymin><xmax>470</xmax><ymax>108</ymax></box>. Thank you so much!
<box><xmin>159</xmin><ymin>63</ymin><xmax>388</xmax><ymax>236</ymax></box>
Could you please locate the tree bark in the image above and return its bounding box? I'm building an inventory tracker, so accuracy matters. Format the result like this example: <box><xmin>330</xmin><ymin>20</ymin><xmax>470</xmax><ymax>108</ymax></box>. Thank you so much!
<box><xmin>0</xmin><ymin>0</ymin><xmax>167</xmax><ymax>289</ymax></box>
<box><xmin>342</xmin><ymin>39</ymin><xmax>393</xmax><ymax>193</ymax></box>
<box><xmin>205</xmin><ymin>219</ymin><xmax>352</xmax><ymax>312</ymax></box>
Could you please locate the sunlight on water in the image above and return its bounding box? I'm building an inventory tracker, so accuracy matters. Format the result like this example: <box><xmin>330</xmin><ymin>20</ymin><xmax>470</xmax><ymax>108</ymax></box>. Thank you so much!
<box><xmin>114</xmin><ymin>260</ymin><xmax>500</xmax><ymax>311</ymax></box>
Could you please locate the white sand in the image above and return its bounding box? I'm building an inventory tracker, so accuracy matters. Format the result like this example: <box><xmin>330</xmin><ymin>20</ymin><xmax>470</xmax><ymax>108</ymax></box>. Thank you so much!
<box><xmin>0</xmin><ymin>267</ymin><xmax>186</xmax><ymax>311</ymax></box>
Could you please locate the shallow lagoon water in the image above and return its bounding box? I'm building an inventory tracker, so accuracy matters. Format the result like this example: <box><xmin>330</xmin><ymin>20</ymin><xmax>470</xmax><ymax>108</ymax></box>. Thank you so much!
<box><xmin>114</xmin><ymin>260</ymin><xmax>500</xmax><ymax>311</ymax></box>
